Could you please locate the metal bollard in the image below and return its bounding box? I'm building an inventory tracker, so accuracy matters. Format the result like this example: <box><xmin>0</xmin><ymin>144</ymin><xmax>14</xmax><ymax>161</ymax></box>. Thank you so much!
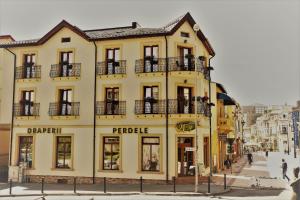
<box><xmin>208</xmin><ymin>176</ymin><xmax>211</xmax><ymax>193</ymax></box>
<box><xmin>103</xmin><ymin>177</ymin><xmax>106</xmax><ymax>193</ymax></box>
<box><xmin>140</xmin><ymin>176</ymin><xmax>143</xmax><ymax>193</ymax></box>
<box><xmin>73</xmin><ymin>177</ymin><xmax>77</xmax><ymax>193</ymax></box>
<box><xmin>9</xmin><ymin>179</ymin><xmax>12</xmax><ymax>195</ymax></box>
<box><xmin>41</xmin><ymin>178</ymin><xmax>44</xmax><ymax>194</ymax></box>
<box><xmin>224</xmin><ymin>174</ymin><xmax>227</xmax><ymax>190</ymax></box>
<box><xmin>173</xmin><ymin>176</ymin><xmax>176</xmax><ymax>193</ymax></box>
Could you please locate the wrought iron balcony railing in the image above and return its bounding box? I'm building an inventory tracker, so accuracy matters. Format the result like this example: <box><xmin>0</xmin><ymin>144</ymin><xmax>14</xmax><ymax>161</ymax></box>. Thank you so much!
<box><xmin>16</xmin><ymin>65</ymin><xmax>41</xmax><ymax>79</ymax></box>
<box><xmin>135</xmin><ymin>99</ymin><xmax>166</xmax><ymax>114</ymax></box>
<box><xmin>96</xmin><ymin>101</ymin><xmax>126</xmax><ymax>115</ymax></box>
<box><xmin>13</xmin><ymin>103</ymin><xmax>40</xmax><ymax>116</ymax></box>
<box><xmin>197</xmin><ymin>99</ymin><xmax>211</xmax><ymax>117</ymax></box>
<box><xmin>135</xmin><ymin>58</ymin><xmax>166</xmax><ymax>73</ymax></box>
<box><xmin>48</xmin><ymin>102</ymin><xmax>80</xmax><ymax>116</ymax></box>
<box><xmin>168</xmin><ymin>99</ymin><xmax>195</xmax><ymax>114</ymax></box>
<box><xmin>96</xmin><ymin>60</ymin><xmax>126</xmax><ymax>75</ymax></box>
<box><xmin>168</xmin><ymin>56</ymin><xmax>195</xmax><ymax>72</ymax></box>
<box><xmin>50</xmin><ymin>63</ymin><xmax>81</xmax><ymax>78</ymax></box>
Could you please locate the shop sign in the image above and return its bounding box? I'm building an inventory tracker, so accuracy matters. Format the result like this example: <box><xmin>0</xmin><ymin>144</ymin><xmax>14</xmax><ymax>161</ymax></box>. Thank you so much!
<box><xmin>218</xmin><ymin>133</ymin><xmax>227</xmax><ymax>141</ymax></box>
<box><xmin>185</xmin><ymin>147</ymin><xmax>195</xmax><ymax>152</ymax></box>
<box><xmin>113</xmin><ymin>127</ymin><xmax>148</xmax><ymax>134</ymax></box>
<box><xmin>176</xmin><ymin>121</ymin><xmax>195</xmax><ymax>132</ymax></box>
<box><xmin>27</xmin><ymin>127</ymin><xmax>62</xmax><ymax>134</ymax></box>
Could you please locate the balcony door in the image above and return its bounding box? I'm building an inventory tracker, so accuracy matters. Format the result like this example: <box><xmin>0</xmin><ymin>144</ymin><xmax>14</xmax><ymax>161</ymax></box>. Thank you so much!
<box><xmin>178</xmin><ymin>47</ymin><xmax>192</xmax><ymax>70</ymax></box>
<box><xmin>60</xmin><ymin>51</ymin><xmax>73</xmax><ymax>77</ymax></box>
<box><xmin>105</xmin><ymin>88</ymin><xmax>119</xmax><ymax>115</ymax></box>
<box><xmin>59</xmin><ymin>89</ymin><xmax>72</xmax><ymax>115</ymax></box>
<box><xmin>24</xmin><ymin>54</ymin><xmax>36</xmax><ymax>78</ymax></box>
<box><xmin>144</xmin><ymin>46</ymin><xmax>158</xmax><ymax>72</ymax></box>
<box><xmin>177</xmin><ymin>87</ymin><xmax>192</xmax><ymax>114</ymax></box>
<box><xmin>106</xmin><ymin>48</ymin><xmax>120</xmax><ymax>74</ymax></box>
<box><xmin>21</xmin><ymin>90</ymin><xmax>34</xmax><ymax>116</ymax></box>
<box><xmin>144</xmin><ymin>86</ymin><xmax>158</xmax><ymax>114</ymax></box>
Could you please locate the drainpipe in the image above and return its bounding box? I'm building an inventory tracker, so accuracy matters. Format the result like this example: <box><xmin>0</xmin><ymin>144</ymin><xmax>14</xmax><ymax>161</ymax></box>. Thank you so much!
<box><xmin>4</xmin><ymin>48</ymin><xmax>16</xmax><ymax>166</ymax></box>
<box><xmin>164</xmin><ymin>35</ymin><xmax>169</xmax><ymax>183</ymax></box>
<box><xmin>92</xmin><ymin>41</ymin><xmax>97</xmax><ymax>184</ymax></box>
<box><xmin>208</xmin><ymin>55</ymin><xmax>215</xmax><ymax>178</ymax></box>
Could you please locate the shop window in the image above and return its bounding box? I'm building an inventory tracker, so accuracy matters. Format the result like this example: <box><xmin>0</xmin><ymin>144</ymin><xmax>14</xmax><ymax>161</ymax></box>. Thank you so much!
<box><xmin>55</xmin><ymin>136</ymin><xmax>72</xmax><ymax>169</ymax></box>
<box><xmin>18</xmin><ymin>136</ymin><xmax>33</xmax><ymax>168</ymax></box>
<box><xmin>103</xmin><ymin>137</ymin><xmax>120</xmax><ymax>170</ymax></box>
<box><xmin>142</xmin><ymin>137</ymin><xmax>160</xmax><ymax>171</ymax></box>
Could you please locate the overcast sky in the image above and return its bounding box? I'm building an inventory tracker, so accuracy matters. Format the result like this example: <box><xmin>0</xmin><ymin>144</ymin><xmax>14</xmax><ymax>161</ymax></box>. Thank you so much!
<box><xmin>0</xmin><ymin>0</ymin><xmax>299</xmax><ymax>106</ymax></box>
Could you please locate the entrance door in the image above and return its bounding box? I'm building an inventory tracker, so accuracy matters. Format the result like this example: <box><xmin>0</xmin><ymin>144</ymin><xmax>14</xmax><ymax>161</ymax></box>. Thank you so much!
<box><xmin>177</xmin><ymin>137</ymin><xmax>194</xmax><ymax>176</ymax></box>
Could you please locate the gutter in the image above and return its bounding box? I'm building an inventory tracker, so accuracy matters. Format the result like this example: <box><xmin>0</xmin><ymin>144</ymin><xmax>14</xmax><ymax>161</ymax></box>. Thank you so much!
<box><xmin>164</xmin><ymin>36</ymin><xmax>169</xmax><ymax>182</ymax></box>
<box><xmin>92</xmin><ymin>41</ymin><xmax>97</xmax><ymax>184</ymax></box>
<box><xmin>4</xmin><ymin>48</ymin><xmax>16</xmax><ymax>166</ymax></box>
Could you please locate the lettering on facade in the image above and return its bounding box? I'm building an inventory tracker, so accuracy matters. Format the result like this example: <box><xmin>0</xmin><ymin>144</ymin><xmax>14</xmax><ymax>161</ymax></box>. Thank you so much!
<box><xmin>176</xmin><ymin>121</ymin><xmax>195</xmax><ymax>132</ymax></box>
<box><xmin>112</xmin><ymin>127</ymin><xmax>148</xmax><ymax>134</ymax></box>
<box><xmin>27</xmin><ymin>128</ymin><xmax>62</xmax><ymax>134</ymax></box>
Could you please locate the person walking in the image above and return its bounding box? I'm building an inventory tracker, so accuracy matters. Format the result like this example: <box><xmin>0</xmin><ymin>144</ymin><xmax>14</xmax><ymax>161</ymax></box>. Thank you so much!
<box><xmin>247</xmin><ymin>152</ymin><xmax>253</xmax><ymax>165</ymax></box>
<box><xmin>282</xmin><ymin>159</ymin><xmax>290</xmax><ymax>182</ymax></box>
<box><xmin>265</xmin><ymin>150</ymin><xmax>268</xmax><ymax>157</ymax></box>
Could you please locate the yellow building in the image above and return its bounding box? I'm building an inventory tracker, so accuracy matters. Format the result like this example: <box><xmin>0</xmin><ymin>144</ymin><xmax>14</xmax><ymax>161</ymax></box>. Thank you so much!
<box><xmin>0</xmin><ymin>13</ymin><xmax>218</xmax><ymax>183</ymax></box>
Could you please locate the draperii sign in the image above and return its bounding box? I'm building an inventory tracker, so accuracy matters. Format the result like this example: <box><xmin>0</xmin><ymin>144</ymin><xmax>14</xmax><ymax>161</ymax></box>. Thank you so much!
<box><xmin>27</xmin><ymin>128</ymin><xmax>62</xmax><ymax>134</ymax></box>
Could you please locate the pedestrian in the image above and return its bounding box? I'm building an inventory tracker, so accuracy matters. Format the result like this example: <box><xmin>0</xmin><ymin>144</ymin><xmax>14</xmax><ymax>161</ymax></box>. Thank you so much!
<box><xmin>294</xmin><ymin>167</ymin><xmax>299</xmax><ymax>179</ymax></box>
<box><xmin>282</xmin><ymin>159</ymin><xmax>290</xmax><ymax>182</ymax></box>
<box><xmin>265</xmin><ymin>150</ymin><xmax>268</xmax><ymax>157</ymax></box>
<box><xmin>224</xmin><ymin>155</ymin><xmax>231</xmax><ymax>170</ymax></box>
<box><xmin>247</xmin><ymin>152</ymin><xmax>253</xmax><ymax>165</ymax></box>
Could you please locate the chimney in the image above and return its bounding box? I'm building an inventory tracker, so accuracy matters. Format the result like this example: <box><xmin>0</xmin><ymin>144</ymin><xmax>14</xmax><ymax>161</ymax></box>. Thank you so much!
<box><xmin>132</xmin><ymin>22</ymin><xmax>137</xmax><ymax>29</ymax></box>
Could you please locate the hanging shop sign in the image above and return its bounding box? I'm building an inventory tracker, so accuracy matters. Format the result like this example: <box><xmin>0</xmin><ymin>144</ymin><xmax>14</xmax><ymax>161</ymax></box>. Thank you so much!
<box><xmin>27</xmin><ymin>127</ymin><xmax>62</xmax><ymax>134</ymax></box>
<box><xmin>176</xmin><ymin>121</ymin><xmax>195</xmax><ymax>132</ymax></box>
<box><xmin>112</xmin><ymin>127</ymin><xmax>149</xmax><ymax>134</ymax></box>
<box><xmin>218</xmin><ymin>133</ymin><xmax>227</xmax><ymax>141</ymax></box>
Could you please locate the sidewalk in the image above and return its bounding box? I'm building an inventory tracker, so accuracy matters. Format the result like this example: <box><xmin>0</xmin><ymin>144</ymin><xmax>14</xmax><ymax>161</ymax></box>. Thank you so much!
<box><xmin>0</xmin><ymin>182</ymin><xmax>229</xmax><ymax>197</ymax></box>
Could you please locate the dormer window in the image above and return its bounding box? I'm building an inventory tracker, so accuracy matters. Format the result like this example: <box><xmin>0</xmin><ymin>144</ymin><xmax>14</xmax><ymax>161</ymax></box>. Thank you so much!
<box><xmin>61</xmin><ymin>37</ymin><xmax>71</xmax><ymax>43</ymax></box>
<box><xmin>181</xmin><ymin>32</ymin><xmax>190</xmax><ymax>38</ymax></box>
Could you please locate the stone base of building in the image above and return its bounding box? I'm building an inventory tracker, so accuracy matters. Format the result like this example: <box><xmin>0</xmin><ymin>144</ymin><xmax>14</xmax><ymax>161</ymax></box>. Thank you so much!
<box><xmin>26</xmin><ymin>175</ymin><xmax>170</xmax><ymax>185</ymax></box>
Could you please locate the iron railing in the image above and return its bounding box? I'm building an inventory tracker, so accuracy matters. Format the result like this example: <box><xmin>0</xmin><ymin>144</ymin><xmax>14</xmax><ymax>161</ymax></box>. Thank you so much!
<box><xmin>197</xmin><ymin>99</ymin><xmax>211</xmax><ymax>117</ymax></box>
<box><xmin>135</xmin><ymin>58</ymin><xmax>167</xmax><ymax>73</ymax></box>
<box><xmin>50</xmin><ymin>63</ymin><xmax>81</xmax><ymax>78</ymax></box>
<box><xmin>96</xmin><ymin>101</ymin><xmax>126</xmax><ymax>115</ymax></box>
<box><xmin>48</xmin><ymin>102</ymin><xmax>80</xmax><ymax>116</ymax></box>
<box><xmin>16</xmin><ymin>65</ymin><xmax>41</xmax><ymax>79</ymax></box>
<box><xmin>135</xmin><ymin>100</ymin><xmax>166</xmax><ymax>114</ymax></box>
<box><xmin>96</xmin><ymin>60</ymin><xmax>126</xmax><ymax>75</ymax></box>
<box><xmin>168</xmin><ymin>99</ymin><xmax>195</xmax><ymax>114</ymax></box>
<box><xmin>168</xmin><ymin>56</ymin><xmax>195</xmax><ymax>72</ymax></box>
<box><xmin>13</xmin><ymin>103</ymin><xmax>40</xmax><ymax>116</ymax></box>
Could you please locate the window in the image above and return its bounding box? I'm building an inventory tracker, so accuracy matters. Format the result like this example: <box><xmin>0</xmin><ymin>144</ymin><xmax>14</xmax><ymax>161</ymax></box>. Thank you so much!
<box><xmin>177</xmin><ymin>87</ymin><xmax>192</xmax><ymax>114</ymax></box>
<box><xmin>23</xmin><ymin>54</ymin><xmax>36</xmax><ymax>78</ymax></box>
<box><xmin>180</xmin><ymin>32</ymin><xmax>190</xmax><ymax>38</ymax></box>
<box><xmin>178</xmin><ymin>47</ymin><xmax>193</xmax><ymax>70</ymax></box>
<box><xmin>106</xmin><ymin>48</ymin><xmax>120</xmax><ymax>74</ymax></box>
<box><xmin>144</xmin><ymin>86</ymin><xmax>159</xmax><ymax>114</ymax></box>
<box><xmin>142</xmin><ymin>137</ymin><xmax>160</xmax><ymax>171</ymax></box>
<box><xmin>144</xmin><ymin>46</ymin><xmax>158</xmax><ymax>72</ymax></box>
<box><xmin>60</xmin><ymin>51</ymin><xmax>73</xmax><ymax>77</ymax></box>
<box><xmin>61</xmin><ymin>37</ymin><xmax>71</xmax><ymax>43</ymax></box>
<box><xmin>59</xmin><ymin>89</ymin><xmax>72</xmax><ymax>115</ymax></box>
<box><xmin>103</xmin><ymin>137</ymin><xmax>120</xmax><ymax>170</ymax></box>
<box><xmin>55</xmin><ymin>136</ymin><xmax>72</xmax><ymax>169</ymax></box>
<box><xmin>18</xmin><ymin>136</ymin><xmax>33</xmax><ymax>168</ymax></box>
<box><xmin>203</xmin><ymin>137</ymin><xmax>209</xmax><ymax>168</ymax></box>
<box><xmin>20</xmin><ymin>90</ymin><xmax>34</xmax><ymax>116</ymax></box>
<box><xmin>105</xmin><ymin>88</ymin><xmax>119</xmax><ymax>115</ymax></box>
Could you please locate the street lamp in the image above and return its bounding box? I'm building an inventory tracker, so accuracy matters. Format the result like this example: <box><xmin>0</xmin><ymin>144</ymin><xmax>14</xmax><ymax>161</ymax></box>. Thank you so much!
<box><xmin>241</xmin><ymin>120</ymin><xmax>245</xmax><ymax>155</ymax></box>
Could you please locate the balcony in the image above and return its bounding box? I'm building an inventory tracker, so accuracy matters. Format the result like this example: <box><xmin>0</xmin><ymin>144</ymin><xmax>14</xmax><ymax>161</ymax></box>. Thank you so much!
<box><xmin>13</xmin><ymin>103</ymin><xmax>40</xmax><ymax>117</ymax></box>
<box><xmin>135</xmin><ymin>58</ymin><xmax>166</xmax><ymax>73</ymax></box>
<box><xmin>96</xmin><ymin>101</ymin><xmax>126</xmax><ymax>115</ymax></box>
<box><xmin>96</xmin><ymin>60</ymin><xmax>126</xmax><ymax>76</ymax></box>
<box><xmin>168</xmin><ymin>56</ymin><xmax>195</xmax><ymax>72</ymax></box>
<box><xmin>50</xmin><ymin>63</ymin><xmax>81</xmax><ymax>79</ymax></box>
<box><xmin>49</xmin><ymin>102</ymin><xmax>80</xmax><ymax>117</ymax></box>
<box><xmin>135</xmin><ymin>100</ymin><xmax>166</xmax><ymax>115</ymax></box>
<box><xmin>168</xmin><ymin>99</ymin><xmax>195</xmax><ymax>114</ymax></box>
<box><xmin>197</xmin><ymin>99</ymin><xmax>211</xmax><ymax>117</ymax></box>
<box><xmin>16</xmin><ymin>65</ymin><xmax>41</xmax><ymax>80</ymax></box>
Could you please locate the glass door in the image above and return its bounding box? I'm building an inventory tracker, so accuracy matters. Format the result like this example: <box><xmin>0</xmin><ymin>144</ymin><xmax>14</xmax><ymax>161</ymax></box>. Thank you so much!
<box><xmin>144</xmin><ymin>46</ymin><xmax>158</xmax><ymax>72</ymax></box>
<box><xmin>24</xmin><ymin>54</ymin><xmax>36</xmax><ymax>78</ymax></box>
<box><xmin>60</xmin><ymin>52</ymin><xmax>73</xmax><ymax>77</ymax></box>
<box><xmin>105</xmin><ymin>88</ymin><xmax>119</xmax><ymax>114</ymax></box>
<box><xmin>177</xmin><ymin>87</ymin><xmax>192</xmax><ymax>114</ymax></box>
<box><xmin>177</xmin><ymin>137</ymin><xmax>194</xmax><ymax>176</ymax></box>
<box><xmin>144</xmin><ymin>86</ymin><xmax>159</xmax><ymax>114</ymax></box>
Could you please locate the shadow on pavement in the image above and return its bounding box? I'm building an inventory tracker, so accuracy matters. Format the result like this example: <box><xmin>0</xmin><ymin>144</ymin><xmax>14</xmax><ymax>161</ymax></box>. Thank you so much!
<box><xmin>221</xmin><ymin>188</ymin><xmax>283</xmax><ymax>197</ymax></box>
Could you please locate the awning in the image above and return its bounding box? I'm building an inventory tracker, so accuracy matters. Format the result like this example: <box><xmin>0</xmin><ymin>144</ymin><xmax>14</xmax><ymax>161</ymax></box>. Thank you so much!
<box><xmin>217</xmin><ymin>93</ymin><xmax>236</xmax><ymax>105</ymax></box>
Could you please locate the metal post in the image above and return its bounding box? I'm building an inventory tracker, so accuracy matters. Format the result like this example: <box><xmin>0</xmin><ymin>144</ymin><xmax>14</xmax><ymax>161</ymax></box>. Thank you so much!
<box><xmin>140</xmin><ymin>176</ymin><xmax>143</xmax><ymax>193</ymax></box>
<box><xmin>173</xmin><ymin>176</ymin><xmax>176</xmax><ymax>193</ymax></box>
<box><xmin>73</xmin><ymin>177</ymin><xmax>77</xmax><ymax>193</ymax></box>
<box><xmin>41</xmin><ymin>178</ymin><xmax>44</xmax><ymax>194</ymax></box>
<box><xmin>9</xmin><ymin>179</ymin><xmax>12</xmax><ymax>195</ymax></box>
<box><xmin>224</xmin><ymin>174</ymin><xmax>227</xmax><ymax>190</ymax></box>
<box><xmin>208</xmin><ymin>176</ymin><xmax>211</xmax><ymax>193</ymax></box>
<box><xmin>287</xmin><ymin>130</ymin><xmax>290</xmax><ymax>155</ymax></box>
<box><xmin>103</xmin><ymin>177</ymin><xmax>106</xmax><ymax>193</ymax></box>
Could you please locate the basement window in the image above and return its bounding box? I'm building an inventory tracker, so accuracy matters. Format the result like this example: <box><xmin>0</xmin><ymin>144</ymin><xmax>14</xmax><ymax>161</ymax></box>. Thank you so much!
<box><xmin>180</xmin><ymin>32</ymin><xmax>190</xmax><ymax>38</ymax></box>
<box><xmin>61</xmin><ymin>37</ymin><xmax>71</xmax><ymax>43</ymax></box>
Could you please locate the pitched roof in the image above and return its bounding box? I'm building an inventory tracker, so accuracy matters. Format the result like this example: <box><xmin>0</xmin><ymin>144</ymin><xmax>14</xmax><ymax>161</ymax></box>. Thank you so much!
<box><xmin>0</xmin><ymin>12</ymin><xmax>215</xmax><ymax>55</ymax></box>
<box><xmin>0</xmin><ymin>35</ymin><xmax>15</xmax><ymax>42</ymax></box>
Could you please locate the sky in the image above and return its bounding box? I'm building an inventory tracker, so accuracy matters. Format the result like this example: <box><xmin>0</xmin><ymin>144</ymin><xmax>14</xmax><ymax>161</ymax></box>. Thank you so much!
<box><xmin>0</xmin><ymin>0</ymin><xmax>299</xmax><ymax>106</ymax></box>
